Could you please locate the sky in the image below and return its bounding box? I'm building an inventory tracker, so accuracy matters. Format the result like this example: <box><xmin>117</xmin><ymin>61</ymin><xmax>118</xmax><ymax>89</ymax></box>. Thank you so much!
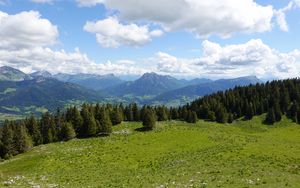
<box><xmin>0</xmin><ymin>0</ymin><xmax>300</xmax><ymax>80</ymax></box>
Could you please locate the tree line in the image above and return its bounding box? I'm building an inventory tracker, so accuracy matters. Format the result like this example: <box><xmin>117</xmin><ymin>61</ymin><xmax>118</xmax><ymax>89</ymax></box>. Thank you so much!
<box><xmin>2</xmin><ymin>78</ymin><xmax>300</xmax><ymax>160</ymax></box>
<box><xmin>186</xmin><ymin>78</ymin><xmax>300</xmax><ymax>124</ymax></box>
<box><xmin>0</xmin><ymin>103</ymin><xmax>183</xmax><ymax>159</ymax></box>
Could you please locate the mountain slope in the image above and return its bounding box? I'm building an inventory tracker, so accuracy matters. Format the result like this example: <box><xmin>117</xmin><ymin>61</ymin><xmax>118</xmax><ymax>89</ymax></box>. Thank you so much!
<box><xmin>0</xmin><ymin>66</ymin><xmax>31</xmax><ymax>81</ymax></box>
<box><xmin>0</xmin><ymin>77</ymin><xmax>102</xmax><ymax>113</ymax></box>
<box><xmin>153</xmin><ymin>76</ymin><xmax>261</xmax><ymax>102</ymax></box>
<box><xmin>105</xmin><ymin>72</ymin><xmax>185</xmax><ymax>96</ymax></box>
<box><xmin>54</xmin><ymin>73</ymin><xmax>124</xmax><ymax>90</ymax></box>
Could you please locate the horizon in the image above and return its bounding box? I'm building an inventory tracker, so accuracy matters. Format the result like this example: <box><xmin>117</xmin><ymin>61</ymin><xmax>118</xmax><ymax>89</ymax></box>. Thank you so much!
<box><xmin>0</xmin><ymin>0</ymin><xmax>300</xmax><ymax>80</ymax></box>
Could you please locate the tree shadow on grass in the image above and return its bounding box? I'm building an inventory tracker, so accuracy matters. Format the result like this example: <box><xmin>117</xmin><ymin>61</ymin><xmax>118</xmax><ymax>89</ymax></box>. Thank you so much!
<box><xmin>134</xmin><ymin>127</ymin><xmax>153</xmax><ymax>132</ymax></box>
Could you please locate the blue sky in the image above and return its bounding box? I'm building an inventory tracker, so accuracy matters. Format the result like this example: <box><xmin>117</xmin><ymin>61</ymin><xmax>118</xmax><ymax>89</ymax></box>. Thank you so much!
<box><xmin>0</xmin><ymin>0</ymin><xmax>300</xmax><ymax>79</ymax></box>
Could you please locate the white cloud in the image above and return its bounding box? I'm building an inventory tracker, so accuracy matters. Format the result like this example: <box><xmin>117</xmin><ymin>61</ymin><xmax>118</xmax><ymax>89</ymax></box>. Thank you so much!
<box><xmin>30</xmin><ymin>0</ymin><xmax>54</xmax><ymax>4</ymax></box>
<box><xmin>275</xmin><ymin>0</ymin><xmax>300</xmax><ymax>32</ymax></box>
<box><xmin>0</xmin><ymin>47</ymin><xmax>147</xmax><ymax>75</ymax></box>
<box><xmin>0</xmin><ymin>11</ymin><xmax>58</xmax><ymax>49</ymax></box>
<box><xmin>84</xmin><ymin>0</ymin><xmax>274</xmax><ymax>37</ymax></box>
<box><xmin>84</xmin><ymin>17</ymin><xmax>163</xmax><ymax>48</ymax></box>
<box><xmin>76</xmin><ymin>0</ymin><xmax>104</xmax><ymax>7</ymax></box>
<box><xmin>0</xmin><ymin>39</ymin><xmax>299</xmax><ymax>79</ymax></box>
<box><xmin>197</xmin><ymin>39</ymin><xmax>300</xmax><ymax>79</ymax></box>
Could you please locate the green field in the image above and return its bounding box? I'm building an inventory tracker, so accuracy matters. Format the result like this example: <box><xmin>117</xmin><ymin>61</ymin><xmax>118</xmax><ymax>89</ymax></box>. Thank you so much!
<box><xmin>0</xmin><ymin>115</ymin><xmax>300</xmax><ymax>187</ymax></box>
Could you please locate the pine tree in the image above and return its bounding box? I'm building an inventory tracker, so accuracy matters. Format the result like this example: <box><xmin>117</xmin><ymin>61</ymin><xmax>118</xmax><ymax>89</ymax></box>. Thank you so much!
<box><xmin>142</xmin><ymin>108</ymin><xmax>156</xmax><ymax>130</ymax></box>
<box><xmin>265</xmin><ymin>107</ymin><xmax>275</xmax><ymax>125</ymax></box>
<box><xmin>157</xmin><ymin>106</ymin><xmax>168</xmax><ymax>121</ymax></box>
<box><xmin>207</xmin><ymin>111</ymin><xmax>216</xmax><ymax>121</ymax></box>
<box><xmin>25</xmin><ymin>115</ymin><xmax>42</xmax><ymax>146</ymax></box>
<box><xmin>40</xmin><ymin>112</ymin><xmax>56</xmax><ymax>144</ymax></box>
<box><xmin>132</xmin><ymin>103</ymin><xmax>140</xmax><ymax>121</ymax></box>
<box><xmin>81</xmin><ymin>106</ymin><xmax>97</xmax><ymax>137</ymax></box>
<box><xmin>110</xmin><ymin>107</ymin><xmax>123</xmax><ymax>125</ymax></box>
<box><xmin>98</xmin><ymin>108</ymin><xmax>113</xmax><ymax>135</ymax></box>
<box><xmin>186</xmin><ymin>111</ymin><xmax>198</xmax><ymax>123</ymax></box>
<box><xmin>66</xmin><ymin>106</ymin><xmax>83</xmax><ymax>136</ymax></box>
<box><xmin>227</xmin><ymin>113</ymin><xmax>234</xmax><ymax>123</ymax></box>
<box><xmin>215</xmin><ymin>106</ymin><xmax>227</xmax><ymax>123</ymax></box>
<box><xmin>60</xmin><ymin>122</ymin><xmax>76</xmax><ymax>141</ymax></box>
<box><xmin>0</xmin><ymin>121</ymin><xmax>15</xmax><ymax>158</ymax></box>
<box><xmin>13</xmin><ymin>123</ymin><xmax>33</xmax><ymax>154</ymax></box>
<box><xmin>274</xmin><ymin>102</ymin><xmax>282</xmax><ymax>122</ymax></box>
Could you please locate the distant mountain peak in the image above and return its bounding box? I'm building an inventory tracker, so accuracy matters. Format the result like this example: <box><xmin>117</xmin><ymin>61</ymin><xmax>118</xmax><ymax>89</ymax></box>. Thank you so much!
<box><xmin>30</xmin><ymin>70</ymin><xmax>52</xmax><ymax>78</ymax></box>
<box><xmin>0</xmin><ymin>66</ymin><xmax>31</xmax><ymax>81</ymax></box>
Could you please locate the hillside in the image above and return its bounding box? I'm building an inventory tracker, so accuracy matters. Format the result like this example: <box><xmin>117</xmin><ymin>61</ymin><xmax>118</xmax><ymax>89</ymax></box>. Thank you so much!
<box><xmin>1</xmin><ymin>116</ymin><xmax>299</xmax><ymax>187</ymax></box>
<box><xmin>0</xmin><ymin>77</ymin><xmax>102</xmax><ymax>114</ymax></box>
<box><xmin>0</xmin><ymin>66</ymin><xmax>31</xmax><ymax>81</ymax></box>
<box><xmin>153</xmin><ymin>76</ymin><xmax>261</xmax><ymax>103</ymax></box>
<box><xmin>54</xmin><ymin>73</ymin><xmax>124</xmax><ymax>90</ymax></box>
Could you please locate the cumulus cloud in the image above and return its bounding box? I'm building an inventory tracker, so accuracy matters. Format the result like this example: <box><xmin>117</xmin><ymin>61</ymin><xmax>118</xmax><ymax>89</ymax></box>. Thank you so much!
<box><xmin>0</xmin><ymin>47</ymin><xmax>147</xmax><ymax>75</ymax></box>
<box><xmin>84</xmin><ymin>17</ymin><xmax>163</xmax><ymax>48</ymax></box>
<box><xmin>152</xmin><ymin>40</ymin><xmax>300</xmax><ymax>79</ymax></box>
<box><xmin>82</xmin><ymin>0</ymin><xmax>274</xmax><ymax>37</ymax></box>
<box><xmin>0</xmin><ymin>38</ymin><xmax>299</xmax><ymax>79</ymax></box>
<box><xmin>0</xmin><ymin>11</ymin><xmax>58</xmax><ymax>49</ymax></box>
<box><xmin>199</xmin><ymin>39</ymin><xmax>300</xmax><ymax>79</ymax></box>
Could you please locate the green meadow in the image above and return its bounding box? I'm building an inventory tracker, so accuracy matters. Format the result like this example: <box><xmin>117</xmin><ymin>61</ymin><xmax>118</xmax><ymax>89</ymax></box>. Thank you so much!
<box><xmin>1</xmin><ymin>115</ymin><xmax>300</xmax><ymax>187</ymax></box>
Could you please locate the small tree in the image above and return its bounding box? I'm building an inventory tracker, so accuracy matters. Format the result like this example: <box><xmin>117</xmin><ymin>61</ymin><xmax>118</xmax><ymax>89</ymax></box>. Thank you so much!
<box><xmin>60</xmin><ymin>122</ymin><xmax>76</xmax><ymax>141</ymax></box>
<box><xmin>142</xmin><ymin>108</ymin><xmax>156</xmax><ymax>130</ymax></box>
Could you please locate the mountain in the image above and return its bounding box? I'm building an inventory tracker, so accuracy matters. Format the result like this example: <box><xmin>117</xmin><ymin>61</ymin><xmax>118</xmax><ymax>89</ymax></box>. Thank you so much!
<box><xmin>30</xmin><ymin>71</ymin><xmax>52</xmax><ymax>78</ymax></box>
<box><xmin>153</xmin><ymin>76</ymin><xmax>261</xmax><ymax>103</ymax></box>
<box><xmin>182</xmin><ymin>78</ymin><xmax>212</xmax><ymax>86</ymax></box>
<box><xmin>54</xmin><ymin>73</ymin><xmax>124</xmax><ymax>90</ymax></box>
<box><xmin>105</xmin><ymin>72</ymin><xmax>185</xmax><ymax>97</ymax></box>
<box><xmin>0</xmin><ymin>66</ymin><xmax>31</xmax><ymax>81</ymax></box>
<box><xmin>0</xmin><ymin>77</ymin><xmax>102</xmax><ymax>114</ymax></box>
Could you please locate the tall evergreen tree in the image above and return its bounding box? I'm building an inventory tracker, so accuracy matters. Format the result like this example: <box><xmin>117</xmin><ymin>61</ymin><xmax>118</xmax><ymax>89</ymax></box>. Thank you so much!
<box><xmin>142</xmin><ymin>107</ymin><xmax>156</xmax><ymax>130</ymax></box>
<box><xmin>0</xmin><ymin>121</ymin><xmax>15</xmax><ymax>158</ymax></box>
<box><xmin>81</xmin><ymin>106</ymin><xmax>97</xmax><ymax>137</ymax></box>
<box><xmin>98</xmin><ymin>108</ymin><xmax>113</xmax><ymax>135</ymax></box>
<box><xmin>13</xmin><ymin>123</ymin><xmax>33</xmax><ymax>154</ymax></box>
<box><xmin>265</xmin><ymin>107</ymin><xmax>275</xmax><ymax>125</ymax></box>
<box><xmin>60</xmin><ymin>122</ymin><xmax>76</xmax><ymax>141</ymax></box>
<box><xmin>25</xmin><ymin>115</ymin><xmax>42</xmax><ymax>146</ymax></box>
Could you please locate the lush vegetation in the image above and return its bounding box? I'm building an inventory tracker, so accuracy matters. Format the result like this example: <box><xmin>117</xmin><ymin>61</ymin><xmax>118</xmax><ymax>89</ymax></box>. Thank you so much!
<box><xmin>2</xmin><ymin>78</ymin><xmax>300</xmax><ymax>160</ymax></box>
<box><xmin>0</xmin><ymin>116</ymin><xmax>300</xmax><ymax>187</ymax></box>
<box><xmin>187</xmin><ymin>78</ymin><xmax>300</xmax><ymax>124</ymax></box>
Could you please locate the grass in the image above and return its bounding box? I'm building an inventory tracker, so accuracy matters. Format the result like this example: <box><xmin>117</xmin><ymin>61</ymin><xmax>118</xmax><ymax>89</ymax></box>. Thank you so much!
<box><xmin>0</xmin><ymin>115</ymin><xmax>300</xmax><ymax>187</ymax></box>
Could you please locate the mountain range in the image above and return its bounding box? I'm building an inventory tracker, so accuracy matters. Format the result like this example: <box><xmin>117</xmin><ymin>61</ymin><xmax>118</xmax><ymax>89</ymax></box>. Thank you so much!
<box><xmin>0</xmin><ymin>66</ymin><xmax>262</xmax><ymax>115</ymax></box>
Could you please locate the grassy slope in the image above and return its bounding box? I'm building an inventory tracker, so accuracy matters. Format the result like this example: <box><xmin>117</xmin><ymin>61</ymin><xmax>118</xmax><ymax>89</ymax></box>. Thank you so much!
<box><xmin>0</xmin><ymin>116</ymin><xmax>300</xmax><ymax>187</ymax></box>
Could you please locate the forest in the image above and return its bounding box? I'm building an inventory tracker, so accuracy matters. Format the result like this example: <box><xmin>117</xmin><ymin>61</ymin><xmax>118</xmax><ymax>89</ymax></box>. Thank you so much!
<box><xmin>1</xmin><ymin>78</ymin><xmax>300</xmax><ymax>160</ymax></box>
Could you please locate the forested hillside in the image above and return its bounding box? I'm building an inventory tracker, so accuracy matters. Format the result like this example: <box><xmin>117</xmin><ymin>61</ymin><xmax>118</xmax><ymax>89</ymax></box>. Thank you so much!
<box><xmin>1</xmin><ymin>78</ymin><xmax>300</xmax><ymax>160</ymax></box>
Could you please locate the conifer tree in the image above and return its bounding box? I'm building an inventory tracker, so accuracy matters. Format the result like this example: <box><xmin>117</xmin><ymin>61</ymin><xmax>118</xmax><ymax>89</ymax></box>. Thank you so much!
<box><xmin>265</xmin><ymin>107</ymin><xmax>275</xmax><ymax>124</ymax></box>
<box><xmin>0</xmin><ymin>121</ymin><xmax>15</xmax><ymax>158</ymax></box>
<box><xmin>98</xmin><ymin>108</ymin><xmax>113</xmax><ymax>135</ymax></box>
<box><xmin>60</xmin><ymin>122</ymin><xmax>76</xmax><ymax>141</ymax></box>
<box><xmin>25</xmin><ymin>115</ymin><xmax>42</xmax><ymax>146</ymax></box>
<box><xmin>81</xmin><ymin>106</ymin><xmax>97</xmax><ymax>137</ymax></box>
<box><xmin>13</xmin><ymin>123</ymin><xmax>33</xmax><ymax>153</ymax></box>
<box><xmin>142</xmin><ymin>107</ymin><xmax>156</xmax><ymax>130</ymax></box>
<box><xmin>110</xmin><ymin>107</ymin><xmax>123</xmax><ymax>125</ymax></box>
